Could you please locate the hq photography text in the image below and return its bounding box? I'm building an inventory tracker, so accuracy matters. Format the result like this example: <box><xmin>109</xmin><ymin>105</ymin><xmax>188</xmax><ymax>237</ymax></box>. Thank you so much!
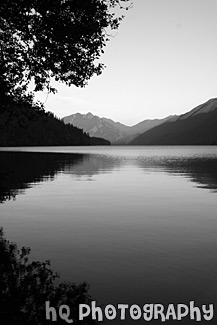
<box><xmin>45</xmin><ymin>300</ymin><xmax>214</xmax><ymax>323</ymax></box>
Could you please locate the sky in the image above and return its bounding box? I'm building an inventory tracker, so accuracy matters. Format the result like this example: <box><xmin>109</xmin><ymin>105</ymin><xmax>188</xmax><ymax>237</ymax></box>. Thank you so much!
<box><xmin>35</xmin><ymin>0</ymin><xmax>217</xmax><ymax>126</ymax></box>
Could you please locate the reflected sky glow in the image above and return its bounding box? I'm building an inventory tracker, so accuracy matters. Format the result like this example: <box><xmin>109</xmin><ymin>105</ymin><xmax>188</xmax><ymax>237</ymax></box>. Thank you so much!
<box><xmin>1</xmin><ymin>147</ymin><xmax>217</xmax><ymax>324</ymax></box>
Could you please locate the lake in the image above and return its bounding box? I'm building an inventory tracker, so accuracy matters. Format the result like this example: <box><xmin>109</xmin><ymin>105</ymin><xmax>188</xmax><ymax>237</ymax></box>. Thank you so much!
<box><xmin>1</xmin><ymin>146</ymin><xmax>217</xmax><ymax>324</ymax></box>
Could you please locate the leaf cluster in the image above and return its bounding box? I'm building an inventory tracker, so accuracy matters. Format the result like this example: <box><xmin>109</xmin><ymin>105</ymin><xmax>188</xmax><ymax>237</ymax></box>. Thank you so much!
<box><xmin>0</xmin><ymin>0</ymin><xmax>131</xmax><ymax>97</ymax></box>
<box><xmin>0</xmin><ymin>227</ymin><xmax>99</xmax><ymax>324</ymax></box>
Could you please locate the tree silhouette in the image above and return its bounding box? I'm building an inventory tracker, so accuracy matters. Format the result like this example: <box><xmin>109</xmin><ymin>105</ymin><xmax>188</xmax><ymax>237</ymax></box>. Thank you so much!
<box><xmin>0</xmin><ymin>0</ymin><xmax>131</xmax><ymax>100</ymax></box>
<box><xmin>0</xmin><ymin>227</ymin><xmax>99</xmax><ymax>324</ymax></box>
<box><xmin>0</xmin><ymin>0</ymin><xmax>129</xmax><ymax>145</ymax></box>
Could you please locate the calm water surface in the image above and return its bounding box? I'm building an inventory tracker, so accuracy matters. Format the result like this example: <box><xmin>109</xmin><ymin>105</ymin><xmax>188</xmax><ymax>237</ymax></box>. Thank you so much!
<box><xmin>1</xmin><ymin>146</ymin><xmax>217</xmax><ymax>323</ymax></box>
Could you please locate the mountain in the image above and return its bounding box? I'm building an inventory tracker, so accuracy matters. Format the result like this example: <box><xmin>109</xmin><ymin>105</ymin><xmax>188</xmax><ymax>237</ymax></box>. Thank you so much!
<box><xmin>62</xmin><ymin>113</ymin><xmax>174</xmax><ymax>144</ymax></box>
<box><xmin>0</xmin><ymin>100</ymin><xmax>110</xmax><ymax>146</ymax></box>
<box><xmin>130</xmin><ymin>98</ymin><xmax>217</xmax><ymax>145</ymax></box>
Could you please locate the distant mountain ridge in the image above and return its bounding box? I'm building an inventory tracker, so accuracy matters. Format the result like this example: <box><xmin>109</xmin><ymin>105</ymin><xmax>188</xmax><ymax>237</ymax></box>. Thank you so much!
<box><xmin>62</xmin><ymin>113</ymin><xmax>174</xmax><ymax>144</ymax></box>
<box><xmin>177</xmin><ymin>98</ymin><xmax>217</xmax><ymax>120</ymax></box>
<box><xmin>130</xmin><ymin>98</ymin><xmax>217</xmax><ymax>145</ymax></box>
<box><xmin>0</xmin><ymin>100</ymin><xmax>110</xmax><ymax>147</ymax></box>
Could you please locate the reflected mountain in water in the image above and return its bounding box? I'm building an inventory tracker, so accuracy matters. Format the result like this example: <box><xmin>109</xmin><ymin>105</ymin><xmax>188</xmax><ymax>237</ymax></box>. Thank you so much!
<box><xmin>0</xmin><ymin>150</ymin><xmax>217</xmax><ymax>204</ymax></box>
<box><xmin>136</xmin><ymin>156</ymin><xmax>217</xmax><ymax>192</ymax></box>
<box><xmin>165</xmin><ymin>158</ymin><xmax>217</xmax><ymax>191</ymax></box>
<box><xmin>0</xmin><ymin>151</ymin><xmax>119</xmax><ymax>203</ymax></box>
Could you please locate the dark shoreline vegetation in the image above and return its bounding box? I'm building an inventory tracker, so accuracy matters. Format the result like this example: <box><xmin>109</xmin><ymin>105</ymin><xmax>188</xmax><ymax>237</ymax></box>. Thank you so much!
<box><xmin>0</xmin><ymin>227</ymin><xmax>99</xmax><ymax>324</ymax></box>
<box><xmin>0</xmin><ymin>0</ymin><xmax>130</xmax><ymax>148</ymax></box>
<box><xmin>0</xmin><ymin>96</ymin><xmax>110</xmax><ymax>147</ymax></box>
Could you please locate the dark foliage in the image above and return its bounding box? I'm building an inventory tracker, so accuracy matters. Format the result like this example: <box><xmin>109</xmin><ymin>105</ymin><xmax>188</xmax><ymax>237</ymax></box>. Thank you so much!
<box><xmin>0</xmin><ymin>96</ymin><xmax>110</xmax><ymax>146</ymax></box>
<box><xmin>0</xmin><ymin>227</ymin><xmax>99</xmax><ymax>324</ymax></box>
<box><xmin>0</xmin><ymin>0</ymin><xmax>128</xmax><ymax>145</ymax></box>
<box><xmin>0</xmin><ymin>0</ymin><xmax>131</xmax><ymax>98</ymax></box>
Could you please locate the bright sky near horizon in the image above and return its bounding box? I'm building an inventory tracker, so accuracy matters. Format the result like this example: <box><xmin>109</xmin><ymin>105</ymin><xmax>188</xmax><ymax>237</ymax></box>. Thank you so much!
<box><xmin>35</xmin><ymin>0</ymin><xmax>217</xmax><ymax>126</ymax></box>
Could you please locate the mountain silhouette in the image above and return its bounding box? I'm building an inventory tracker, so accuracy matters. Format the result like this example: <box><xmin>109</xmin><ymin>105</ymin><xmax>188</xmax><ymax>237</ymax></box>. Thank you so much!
<box><xmin>131</xmin><ymin>98</ymin><xmax>217</xmax><ymax>145</ymax></box>
<box><xmin>0</xmin><ymin>99</ymin><xmax>110</xmax><ymax>146</ymax></box>
<box><xmin>62</xmin><ymin>113</ymin><xmax>174</xmax><ymax>144</ymax></box>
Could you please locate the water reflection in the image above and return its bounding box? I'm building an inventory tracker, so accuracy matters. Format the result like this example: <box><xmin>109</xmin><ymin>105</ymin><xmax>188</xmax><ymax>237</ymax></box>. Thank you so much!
<box><xmin>0</xmin><ymin>152</ymin><xmax>84</xmax><ymax>203</ymax></box>
<box><xmin>136</xmin><ymin>156</ymin><xmax>217</xmax><ymax>192</ymax></box>
<box><xmin>1</xmin><ymin>149</ymin><xmax>217</xmax><ymax>324</ymax></box>
<box><xmin>1</xmin><ymin>151</ymin><xmax>217</xmax><ymax>204</ymax></box>
<box><xmin>0</xmin><ymin>227</ymin><xmax>98</xmax><ymax>325</ymax></box>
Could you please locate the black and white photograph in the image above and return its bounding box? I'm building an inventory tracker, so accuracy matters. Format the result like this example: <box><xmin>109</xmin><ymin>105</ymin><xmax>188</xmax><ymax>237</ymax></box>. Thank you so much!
<box><xmin>1</xmin><ymin>0</ymin><xmax>217</xmax><ymax>324</ymax></box>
